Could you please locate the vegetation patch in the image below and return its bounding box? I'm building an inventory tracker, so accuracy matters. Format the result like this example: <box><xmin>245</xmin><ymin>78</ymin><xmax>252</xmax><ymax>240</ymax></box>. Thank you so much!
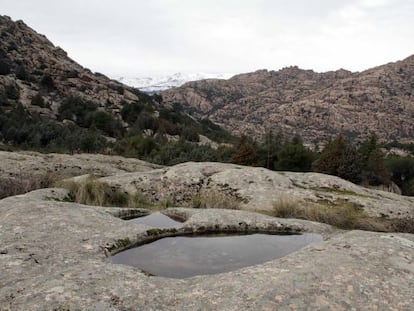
<box><xmin>271</xmin><ymin>197</ymin><xmax>396</xmax><ymax>232</ymax></box>
<box><xmin>312</xmin><ymin>187</ymin><xmax>376</xmax><ymax>199</ymax></box>
<box><xmin>191</xmin><ymin>189</ymin><xmax>241</xmax><ymax>210</ymax></box>
<box><xmin>0</xmin><ymin>171</ymin><xmax>57</xmax><ymax>199</ymax></box>
<box><xmin>59</xmin><ymin>178</ymin><xmax>152</xmax><ymax>208</ymax></box>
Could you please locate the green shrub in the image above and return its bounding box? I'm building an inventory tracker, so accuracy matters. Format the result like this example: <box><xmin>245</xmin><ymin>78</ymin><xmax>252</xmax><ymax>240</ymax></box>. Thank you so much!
<box><xmin>89</xmin><ymin>110</ymin><xmax>124</xmax><ymax>137</ymax></box>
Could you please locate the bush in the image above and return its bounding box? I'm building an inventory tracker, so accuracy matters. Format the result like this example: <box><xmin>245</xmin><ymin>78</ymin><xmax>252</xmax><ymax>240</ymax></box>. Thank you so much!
<box><xmin>58</xmin><ymin>96</ymin><xmax>98</xmax><ymax>126</ymax></box>
<box><xmin>16</xmin><ymin>65</ymin><xmax>28</xmax><ymax>80</ymax></box>
<box><xmin>0</xmin><ymin>59</ymin><xmax>11</xmax><ymax>75</ymax></box>
<box><xmin>89</xmin><ymin>110</ymin><xmax>124</xmax><ymax>138</ymax></box>
<box><xmin>5</xmin><ymin>83</ymin><xmax>20</xmax><ymax>100</ymax></box>
<box><xmin>272</xmin><ymin>199</ymin><xmax>391</xmax><ymax>231</ymax></box>
<box><xmin>60</xmin><ymin>178</ymin><xmax>150</xmax><ymax>208</ymax></box>
<box><xmin>31</xmin><ymin>93</ymin><xmax>47</xmax><ymax>107</ymax></box>
<box><xmin>40</xmin><ymin>74</ymin><xmax>55</xmax><ymax>89</ymax></box>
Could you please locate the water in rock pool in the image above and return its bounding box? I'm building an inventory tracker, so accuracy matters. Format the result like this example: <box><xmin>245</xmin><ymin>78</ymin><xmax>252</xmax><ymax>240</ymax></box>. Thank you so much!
<box><xmin>112</xmin><ymin>233</ymin><xmax>323</xmax><ymax>278</ymax></box>
<box><xmin>128</xmin><ymin>212</ymin><xmax>182</xmax><ymax>228</ymax></box>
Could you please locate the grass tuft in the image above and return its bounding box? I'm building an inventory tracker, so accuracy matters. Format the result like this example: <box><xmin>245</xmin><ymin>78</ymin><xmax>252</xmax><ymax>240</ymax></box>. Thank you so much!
<box><xmin>272</xmin><ymin>197</ymin><xmax>394</xmax><ymax>232</ymax></box>
<box><xmin>59</xmin><ymin>178</ymin><xmax>150</xmax><ymax>208</ymax></box>
<box><xmin>0</xmin><ymin>171</ymin><xmax>57</xmax><ymax>199</ymax></box>
<box><xmin>191</xmin><ymin>189</ymin><xmax>241</xmax><ymax>210</ymax></box>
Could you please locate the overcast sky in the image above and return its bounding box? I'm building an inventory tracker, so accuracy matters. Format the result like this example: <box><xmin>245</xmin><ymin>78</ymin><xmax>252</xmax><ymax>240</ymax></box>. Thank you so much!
<box><xmin>1</xmin><ymin>0</ymin><xmax>414</xmax><ymax>77</ymax></box>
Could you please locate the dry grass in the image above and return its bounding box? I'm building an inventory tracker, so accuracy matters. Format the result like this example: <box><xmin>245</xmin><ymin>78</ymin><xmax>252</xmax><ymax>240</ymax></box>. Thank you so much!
<box><xmin>60</xmin><ymin>178</ymin><xmax>151</xmax><ymax>208</ymax></box>
<box><xmin>191</xmin><ymin>189</ymin><xmax>241</xmax><ymax>210</ymax></box>
<box><xmin>272</xmin><ymin>197</ymin><xmax>394</xmax><ymax>232</ymax></box>
<box><xmin>0</xmin><ymin>171</ymin><xmax>57</xmax><ymax>199</ymax></box>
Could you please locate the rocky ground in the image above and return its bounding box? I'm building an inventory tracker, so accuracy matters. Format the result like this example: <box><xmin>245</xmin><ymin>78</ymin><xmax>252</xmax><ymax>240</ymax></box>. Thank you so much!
<box><xmin>0</xmin><ymin>188</ymin><xmax>413</xmax><ymax>310</ymax></box>
<box><xmin>0</xmin><ymin>151</ymin><xmax>413</xmax><ymax>310</ymax></box>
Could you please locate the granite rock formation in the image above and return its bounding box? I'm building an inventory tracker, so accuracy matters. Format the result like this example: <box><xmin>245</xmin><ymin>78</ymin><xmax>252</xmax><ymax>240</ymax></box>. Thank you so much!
<box><xmin>0</xmin><ymin>188</ymin><xmax>413</xmax><ymax>310</ymax></box>
<box><xmin>161</xmin><ymin>56</ymin><xmax>414</xmax><ymax>145</ymax></box>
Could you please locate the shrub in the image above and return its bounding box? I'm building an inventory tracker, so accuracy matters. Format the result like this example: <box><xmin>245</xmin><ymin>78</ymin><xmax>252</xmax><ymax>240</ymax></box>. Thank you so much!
<box><xmin>272</xmin><ymin>199</ymin><xmax>391</xmax><ymax>231</ymax></box>
<box><xmin>5</xmin><ymin>83</ymin><xmax>20</xmax><ymax>100</ymax></box>
<box><xmin>191</xmin><ymin>189</ymin><xmax>241</xmax><ymax>209</ymax></box>
<box><xmin>16</xmin><ymin>65</ymin><xmax>28</xmax><ymax>80</ymax></box>
<box><xmin>89</xmin><ymin>110</ymin><xmax>124</xmax><ymax>138</ymax></box>
<box><xmin>40</xmin><ymin>74</ymin><xmax>55</xmax><ymax>89</ymax></box>
<box><xmin>31</xmin><ymin>93</ymin><xmax>47</xmax><ymax>107</ymax></box>
<box><xmin>0</xmin><ymin>59</ymin><xmax>11</xmax><ymax>75</ymax></box>
<box><xmin>58</xmin><ymin>96</ymin><xmax>98</xmax><ymax>126</ymax></box>
<box><xmin>60</xmin><ymin>178</ymin><xmax>150</xmax><ymax>208</ymax></box>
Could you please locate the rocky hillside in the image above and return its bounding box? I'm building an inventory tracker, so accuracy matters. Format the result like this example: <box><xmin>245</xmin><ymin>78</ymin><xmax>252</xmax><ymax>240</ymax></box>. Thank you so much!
<box><xmin>0</xmin><ymin>15</ymin><xmax>141</xmax><ymax>118</ymax></box>
<box><xmin>161</xmin><ymin>55</ymin><xmax>414</xmax><ymax>145</ymax></box>
<box><xmin>0</xmin><ymin>15</ymin><xmax>235</xmax><ymax>157</ymax></box>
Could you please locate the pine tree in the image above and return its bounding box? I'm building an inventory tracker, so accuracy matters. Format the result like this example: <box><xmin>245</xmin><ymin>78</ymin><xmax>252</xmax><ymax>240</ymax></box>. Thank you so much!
<box><xmin>231</xmin><ymin>136</ymin><xmax>259</xmax><ymax>166</ymax></box>
<box><xmin>313</xmin><ymin>134</ymin><xmax>362</xmax><ymax>183</ymax></box>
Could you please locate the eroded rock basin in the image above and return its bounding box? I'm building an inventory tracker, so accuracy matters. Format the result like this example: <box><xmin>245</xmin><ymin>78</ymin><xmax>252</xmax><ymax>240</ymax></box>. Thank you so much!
<box><xmin>112</xmin><ymin>233</ymin><xmax>323</xmax><ymax>278</ymax></box>
<box><xmin>128</xmin><ymin>212</ymin><xmax>182</xmax><ymax>228</ymax></box>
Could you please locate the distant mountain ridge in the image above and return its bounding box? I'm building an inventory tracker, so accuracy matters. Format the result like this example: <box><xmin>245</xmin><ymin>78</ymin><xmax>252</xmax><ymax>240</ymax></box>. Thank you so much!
<box><xmin>117</xmin><ymin>72</ymin><xmax>234</xmax><ymax>93</ymax></box>
<box><xmin>161</xmin><ymin>57</ymin><xmax>414</xmax><ymax>145</ymax></box>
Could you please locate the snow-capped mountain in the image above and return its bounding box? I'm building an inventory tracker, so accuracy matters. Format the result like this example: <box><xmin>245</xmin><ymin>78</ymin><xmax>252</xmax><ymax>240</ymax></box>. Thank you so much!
<box><xmin>117</xmin><ymin>72</ymin><xmax>234</xmax><ymax>93</ymax></box>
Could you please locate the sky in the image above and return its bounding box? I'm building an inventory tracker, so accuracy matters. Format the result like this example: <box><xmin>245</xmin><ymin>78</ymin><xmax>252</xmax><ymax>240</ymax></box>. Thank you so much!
<box><xmin>1</xmin><ymin>0</ymin><xmax>414</xmax><ymax>77</ymax></box>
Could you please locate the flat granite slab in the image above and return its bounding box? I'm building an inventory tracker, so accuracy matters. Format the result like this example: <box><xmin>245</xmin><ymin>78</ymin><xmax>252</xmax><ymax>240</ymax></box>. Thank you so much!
<box><xmin>0</xmin><ymin>189</ymin><xmax>413</xmax><ymax>310</ymax></box>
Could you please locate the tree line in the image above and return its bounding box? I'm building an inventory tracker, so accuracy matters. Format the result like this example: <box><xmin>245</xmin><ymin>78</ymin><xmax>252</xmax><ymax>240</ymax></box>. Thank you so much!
<box><xmin>230</xmin><ymin>132</ymin><xmax>414</xmax><ymax>196</ymax></box>
<box><xmin>0</xmin><ymin>94</ymin><xmax>413</xmax><ymax>196</ymax></box>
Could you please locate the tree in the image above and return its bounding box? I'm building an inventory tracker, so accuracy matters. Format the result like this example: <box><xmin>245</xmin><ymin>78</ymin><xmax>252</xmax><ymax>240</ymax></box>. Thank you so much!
<box><xmin>231</xmin><ymin>136</ymin><xmax>259</xmax><ymax>166</ymax></box>
<box><xmin>257</xmin><ymin>130</ymin><xmax>284</xmax><ymax>170</ymax></box>
<box><xmin>359</xmin><ymin>134</ymin><xmax>390</xmax><ymax>185</ymax></box>
<box><xmin>276</xmin><ymin>136</ymin><xmax>314</xmax><ymax>172</ymax></box>
<box><xmin>313</xmin><ymin>135</ymin><xmax>362</xmax><ymax>183</ymax></box>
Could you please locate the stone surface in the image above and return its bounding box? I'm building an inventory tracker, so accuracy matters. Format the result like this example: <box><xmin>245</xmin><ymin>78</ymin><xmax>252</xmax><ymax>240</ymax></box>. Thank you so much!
<box><xmin>1</xmin><ymin>189</ymin><xmax>413</xmax><ymax>310</ymax></box>
<box><xmin>0</xmin><ymin>150</ymin><xmax>161</xmax><ymax>178</ymax></box>
<box><xmin>102</xmin><ymin>161</ymin><xmax>414</xmax><ymax>219</ymax></box>
<box><xmin>0</xmin><ymin>150</ymin><xmax>161</xmax><ymax>198</ymax></box>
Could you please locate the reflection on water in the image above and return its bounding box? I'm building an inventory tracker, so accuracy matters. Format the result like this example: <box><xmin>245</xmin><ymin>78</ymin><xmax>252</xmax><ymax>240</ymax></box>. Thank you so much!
<box><xmin>112</xmin><ymin>233</ymin><xmax>323</xmax><ymax>278</ymax></box>
<box><xmin>128</xmin><ymin>212</ymin><xmax>182</xmax><ymax>228</ymax></box>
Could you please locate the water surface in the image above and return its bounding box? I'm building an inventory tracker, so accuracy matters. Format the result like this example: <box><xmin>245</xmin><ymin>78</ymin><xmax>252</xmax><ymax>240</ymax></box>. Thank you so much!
<box><xmin>128</xmin><ymin>212</ymin><xmax>182</xmax><ymax>228</ymax></box>
<box><xmin>112</xmin><ymin>233</ymin><xmax>322</xmax><ymax>278</ymax></box>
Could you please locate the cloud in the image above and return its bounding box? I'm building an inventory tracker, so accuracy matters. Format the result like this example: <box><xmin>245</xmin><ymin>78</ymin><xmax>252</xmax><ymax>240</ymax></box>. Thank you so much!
<box><xmin>1</xmin><ymin>0</ymin><xmax>413</xmax><ymax>76</ymax></box>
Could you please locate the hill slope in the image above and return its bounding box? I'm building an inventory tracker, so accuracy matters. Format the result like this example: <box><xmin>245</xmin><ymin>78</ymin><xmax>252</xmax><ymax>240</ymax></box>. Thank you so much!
<box><xmin>0</xmin><ymin>15</ymin><xmax>140</xmax><ymax>116</ymax></box>
<box><xmin>0</xmin><ymin>15</ymin><xmax>234</xmax><ymax>156</ymax></box>
<box><xmin>161</xmin><ymin>56</ymin><xmax>414</xmax><ymax>144</ymax></box>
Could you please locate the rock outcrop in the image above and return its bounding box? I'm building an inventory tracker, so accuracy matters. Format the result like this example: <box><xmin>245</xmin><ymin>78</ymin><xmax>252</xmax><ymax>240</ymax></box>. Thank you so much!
<box><xmin>101</xmin><ymin>161</ymin><xmax>414</xmax><ymax>220</ymax></box>
<box><xmin>1</xmin><ymin>188</ymin><xmax>413</xmax><ymax>310</ymax></box>
<box><xmin>0</xmin><ymin>150</ymin><xmax>161</xmax><ymax>198</ymax></box>
<box><xmin>161</xmin><ymin>56</ymin><xmax>414</xmax><ymax>144</ymax></box>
